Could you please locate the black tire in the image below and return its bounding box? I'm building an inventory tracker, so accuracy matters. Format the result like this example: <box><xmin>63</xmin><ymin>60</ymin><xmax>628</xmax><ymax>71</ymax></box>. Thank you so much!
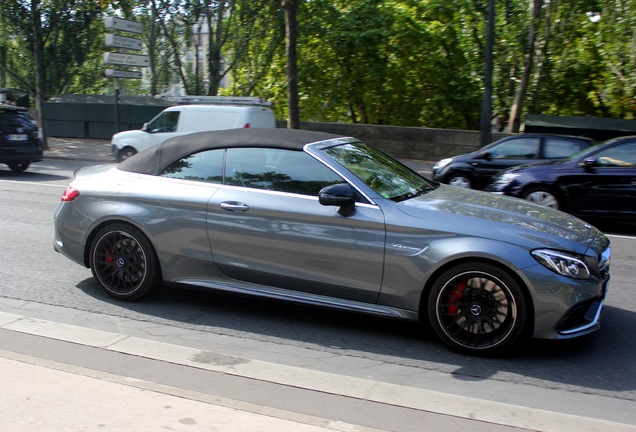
<box><xmin>89</xmin><ymin>223</ymin><xmax>160</xmax><ymax>300</ymax></box>
<box><xmin>522</xmin><ymin>187</ymin><xmax>561</xmax><ymax>210</ymax></box>
<box><xmin>428</xmin><ymin>263</ymin><xmax>527</xmax><ymax>355</ymax></box>
<box><xmin>8</xmin><ymin>162</ymin><xmax>30</xmax><ymax>172</ymax></box>
<box><xmin>447</xmin><ymin>174</ymin><xmax>472</xmax><ymax>189</ymax></box>
<box><xmin>118</xmin><ymin>147</ymin><xmax>138</xmax><ymax>162</ymax></box>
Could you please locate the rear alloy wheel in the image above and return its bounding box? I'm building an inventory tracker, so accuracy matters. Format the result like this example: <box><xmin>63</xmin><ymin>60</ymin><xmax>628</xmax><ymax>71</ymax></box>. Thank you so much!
<box><xmin>428</xmin><ymin>263</ymin><xmax>527</xmax><ymax>355</ymax></box>
<box><xmin>89</xmin><ymin>224</ymin><xmax>160</xmax><ymax>300</ymax></box>
<box><xmin>8</xmin><ymin>162</ymin><xmax>30</xmax><ymax>172</ymax></box>
<box><xmin>447</xmin><ymin>174</ymin><xmax>472</xmax><ymax>189</ymax></box>
<box><xmin>523</xmin><ymin>187</ymin><xmax>560</xmax><ymax>209</ymax></box>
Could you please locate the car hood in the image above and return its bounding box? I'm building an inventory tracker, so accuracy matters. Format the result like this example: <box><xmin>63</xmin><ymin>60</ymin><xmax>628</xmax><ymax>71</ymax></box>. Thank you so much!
<box><xmin>448</xmin><ymin>150</ymin><xmax>482</xmax><ymax>163</ymax></box>
<box><xmin>396</xmin><ymin>184</ymin><xmax>600</xmax><ymax>253</ymax></box>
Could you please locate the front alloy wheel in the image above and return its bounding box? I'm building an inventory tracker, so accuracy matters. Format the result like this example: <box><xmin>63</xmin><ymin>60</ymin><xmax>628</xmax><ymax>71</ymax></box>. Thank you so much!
<box><xmin>428</xmin><ymin>263</ymin><xmax>527</xmax><ymax>355</ymax></box>
<box><xmin>523</xmin><ymin>188</ymin><xmax>560</xmax><ymax>209</ymax></box>
<box><xmin>447</xmin><ymin>174</ymin><xmax>472</xmax><ymax>189</ymax></box>
<box><xmin>118</xmin><ymin>147</ymin><xmax>138</xmax><ymax>162</ymax></box>
<box><xmin>90</xmin><ymin>224</ymin><xmax>160</xmax><ymax>300</ymax></box>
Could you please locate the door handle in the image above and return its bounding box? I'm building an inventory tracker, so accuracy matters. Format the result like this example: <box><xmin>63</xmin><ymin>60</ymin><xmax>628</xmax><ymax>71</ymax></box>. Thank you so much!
<box><xmin>220</xmin><ymin>201</ymin><xmax>249</xmax><ymax>212</ymax></box>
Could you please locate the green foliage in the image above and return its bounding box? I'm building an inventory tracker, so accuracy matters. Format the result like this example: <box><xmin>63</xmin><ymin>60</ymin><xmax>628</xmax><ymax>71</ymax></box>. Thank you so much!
<box><xmin>1</xmin><ymin>0</ymin><xmax>636</xmax><ymax>129</ymax></box>
<box><xmin>0</xmin><ymin>0</ymin><xmax>118</xmax><ymax>98</ymax></box>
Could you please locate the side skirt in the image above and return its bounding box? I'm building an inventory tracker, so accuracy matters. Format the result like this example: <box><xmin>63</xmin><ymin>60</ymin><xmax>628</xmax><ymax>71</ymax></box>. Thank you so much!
<box><xmin>174</xmin><ymin>278</ymin><xmax>419</xmax><ymax>321</ymax></box>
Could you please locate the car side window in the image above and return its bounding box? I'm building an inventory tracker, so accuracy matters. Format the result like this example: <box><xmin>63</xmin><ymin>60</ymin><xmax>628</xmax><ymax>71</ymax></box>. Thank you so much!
<box><xmin>544</xmin><ymin>138</ymin><xmax>584</xmax><ymax>159</ymax></box>
<box><xmin>225</xmin><ymin>147</ymin><xmax>343</xmax><ymax>196</ymax></box>
<box><xmin>147</xmin><ymin>111</ymin><xmax>179</xmax><ymax>133</ymax></box>
<box><xmin>160</xmin><ymin>149</ymin><xmax>224</xmax><ymax>183</ymax></box>
<box><xmin>596</xmin><ymin>142</ymin><xmax>636</xmax><ymax>167</ymax></box>
<box><xmin>490</xmin><ymin>138</ymin><xmax>539</xmax><ymax>159</ymax></box>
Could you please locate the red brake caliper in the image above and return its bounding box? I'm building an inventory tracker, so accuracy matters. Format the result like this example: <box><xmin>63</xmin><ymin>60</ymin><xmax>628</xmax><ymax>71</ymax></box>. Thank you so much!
<box><xmin>105</xmin><ymin>247</ymin><xmax>116</xmax><ymax>270</ymax></box>
<box><xmin>447</xmin><ymin>280</ymin><xmax>467</xmax><ymax>315</ymax></box>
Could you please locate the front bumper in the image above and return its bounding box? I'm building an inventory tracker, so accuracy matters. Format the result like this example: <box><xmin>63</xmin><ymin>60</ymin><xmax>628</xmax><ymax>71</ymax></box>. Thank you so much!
<box><xmin>111</xmin><ymin>144</ymin><xmax>120</xmax><ymax>161</ymax></box>
<box><xmin>529</xmin><ymin>244</ymin><xmax>611</xmax><ymax>340</ymax></box>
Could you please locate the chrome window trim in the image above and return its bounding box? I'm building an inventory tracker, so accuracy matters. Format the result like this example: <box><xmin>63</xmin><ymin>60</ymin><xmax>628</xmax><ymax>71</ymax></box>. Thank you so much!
<box><xmin>215</xmin><ymin>183</ymin><xmax>379</xmax><ymax>208</ymax></box>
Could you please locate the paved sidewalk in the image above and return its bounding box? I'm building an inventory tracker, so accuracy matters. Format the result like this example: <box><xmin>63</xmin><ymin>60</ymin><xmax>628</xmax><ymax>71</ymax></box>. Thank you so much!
<box><xmin>46</xmin><ymin>137</ymin><xmax>114</xmax><ymax>163</ymax></box>
<box><xmin>1</xmin><ymin>353</ymin><xmax>347</xmax><ymax>432</ymax></box>
<box><xmin>3</xmin><ymin>305</ymin><xmax>635</xmax><ymax>432</ymax></box>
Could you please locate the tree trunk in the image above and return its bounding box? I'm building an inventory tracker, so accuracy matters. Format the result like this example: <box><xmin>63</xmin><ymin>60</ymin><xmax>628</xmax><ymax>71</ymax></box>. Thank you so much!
<box><xmin>282</xmin><ymin>0</ymin><xmax>300</xmax><ymax>129</ymax></box>
<box><xmin>148</xmin><ymin>0</ymin><xmax>160</xmax><ymax>96</ymax></box>
<box><xmin>206</xmin><ymin>2</ymin><xmax>225</xmax><ymax>96</ymax></box>
<box><xmin>30</xmin><ymin>0</ymin><xmax>48</xmax><ymax>150</ymax></box>
<box><xmin>508</xmin><ymin>0</ymin><xmax>543</xmax><ymax>133</ymax></box>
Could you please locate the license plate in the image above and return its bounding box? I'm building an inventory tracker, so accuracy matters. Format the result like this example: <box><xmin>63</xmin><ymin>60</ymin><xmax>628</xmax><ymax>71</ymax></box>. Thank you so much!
<box><xmin>8</xmin><ymin>134</ymin><xmax>28</xmax><ymax>141</ymax></box>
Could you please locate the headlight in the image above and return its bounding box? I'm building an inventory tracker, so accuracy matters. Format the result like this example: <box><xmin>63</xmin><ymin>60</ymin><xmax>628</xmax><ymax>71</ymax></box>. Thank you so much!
<box><xmin>493</xmin><ymin>172</ymin><xmax>520</xmax><ymax>185</ymax></box>
<box><xmin>433</xmin><ymin>158</ymin><xmax>453</xmax><ymax>171</ymax></box>
<box><xmin>531</xmin><ymin>249</ymin><xmax>590</xmax><ymax>279</ymax></box>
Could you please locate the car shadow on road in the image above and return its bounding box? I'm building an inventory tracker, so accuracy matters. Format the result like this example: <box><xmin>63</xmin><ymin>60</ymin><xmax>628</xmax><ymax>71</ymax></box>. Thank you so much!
<box><xmin>75</xmin><ymin>276</ymin><xmax>636</xmax><ymax>396</ymax></box>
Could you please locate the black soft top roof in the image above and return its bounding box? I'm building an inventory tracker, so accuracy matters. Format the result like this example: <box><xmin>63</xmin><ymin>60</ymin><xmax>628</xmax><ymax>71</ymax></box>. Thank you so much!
<box><xmin>118</xmin><ymin>128</ymin><xmax>347</xmax><ymax>175</ymax></box>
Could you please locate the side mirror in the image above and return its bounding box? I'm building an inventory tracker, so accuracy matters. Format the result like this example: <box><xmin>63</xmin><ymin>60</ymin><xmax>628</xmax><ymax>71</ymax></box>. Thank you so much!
<box><xmin>481</xmin><ymin>150</ymin><xmax>492</xmax><ymax>160</ymax></box>
<box><xmin>582</xmin><ymin>157</ymin><xmax>598</xmax><ymax>169</ymax></box>
<box><xmin>319</xmin><ymin>183</ymin><xmax>356</xmax><ymax>216</ymax></box>
<box><xmin>141</xmin><ymin>122</ymin><xmax>149</xmax><ymax>132</ymax></box>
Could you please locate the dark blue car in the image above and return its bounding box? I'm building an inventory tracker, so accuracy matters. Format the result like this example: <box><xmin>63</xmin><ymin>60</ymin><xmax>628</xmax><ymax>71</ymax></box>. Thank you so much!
<box><xmin>432</xmin><ymin>134</ymin><xmax>593</xmax><ymax>190</ymax></box>
<box><xmin>0</xmin><ymin>105</ymin><xmax>42</xmax><ymax>172</ymax></box>
<box><xmin>490</xmin><ymin>136</ymin><xmax>636</xmax><ymax>226</ymax></box>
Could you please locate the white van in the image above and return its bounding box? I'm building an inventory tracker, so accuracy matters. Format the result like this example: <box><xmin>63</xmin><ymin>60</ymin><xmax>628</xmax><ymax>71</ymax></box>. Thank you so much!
<box><xmin>111</xmin><ymin>102</ymin><xmax>275</xmax><ymax>161</ymax></box>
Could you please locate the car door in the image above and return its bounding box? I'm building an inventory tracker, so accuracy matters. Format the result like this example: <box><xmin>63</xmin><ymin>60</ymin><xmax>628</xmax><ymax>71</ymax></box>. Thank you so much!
<box><xmin>142</xmin><ymin>109</ymin><xmax>181</xmax><ymax>149</ymax></box>
<box><xmin>566</xmin><ymin>141</ymin><xmax>636</xmax><ymax>221</ymax></box>
<box><xmin>206</xmin><ymin>147</ymin><xmax>387</xmax><ymax>304</ymax></box>
<box><xmin>474</xmin><ymin>137</ymin><xmax>541</xmax><ymax>187</ymax></box>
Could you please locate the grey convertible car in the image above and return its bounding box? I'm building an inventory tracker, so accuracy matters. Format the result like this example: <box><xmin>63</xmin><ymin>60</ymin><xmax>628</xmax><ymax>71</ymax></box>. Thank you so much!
<box><xmin>53</xmin><ymin>129</ymin><xmax>611</xmax><ymax>355</ymax></box>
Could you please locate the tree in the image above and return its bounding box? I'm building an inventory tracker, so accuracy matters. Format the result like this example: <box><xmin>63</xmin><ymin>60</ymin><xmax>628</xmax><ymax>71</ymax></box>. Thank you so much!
<box><xmin>507</xmin><ymin>0</ymin><xmax>543</xmax><ymax>133</ymax></box>
<box><xmin>0</xmin><ymin>0</ymin><xmax>131</xmax><ymax>147</ymax></box>
<box><xmin>224</xmin><ymin>0</ymin><xmax>284</xmax><ymax>97</ymax></box>
<box><xmin>3</xmin><ymin>0</ymin><xmax>636</xmax><ymax>136</ymax></box>
<box><xmin>282</xmin><ymin>0</ymin><xmax>301</xmax><ymax>128</ymax></box>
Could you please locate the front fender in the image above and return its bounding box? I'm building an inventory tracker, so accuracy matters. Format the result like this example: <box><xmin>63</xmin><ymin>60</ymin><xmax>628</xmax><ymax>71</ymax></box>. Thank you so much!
<box><xmin>111</xmin><ymin>130</ymin><xmax>148</xmax><ymax>151</ymax></box>
<box><xmin>378</xmin><ymin>234</ymin><xmax>537</xmax><ymax>312</ymax></box>
<box><xmin>438</xmin><ymin>162</ymin><xmax>476</xmax><ymax>180</ymax></box>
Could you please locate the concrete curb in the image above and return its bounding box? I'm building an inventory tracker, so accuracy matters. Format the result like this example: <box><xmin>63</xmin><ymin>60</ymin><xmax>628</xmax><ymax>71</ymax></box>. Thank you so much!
<box><xmin>2</xmin><ymin>311</ymin><xmax>635</xmax><ymax>432</ymax></box>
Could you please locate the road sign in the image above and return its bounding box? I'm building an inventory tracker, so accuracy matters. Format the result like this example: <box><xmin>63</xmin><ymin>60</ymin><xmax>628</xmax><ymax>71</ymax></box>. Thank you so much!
<box><xmin>104</xmin><ymin>17</ymin><xmax>143</xmax><ymax>34</ymax></box>
<box><xmin>105</xmin><ymin>69</ymin><xmax>142</xmax><ymax>79</ymax></box>
<box><xmin>105</xmin><ymin>34</ymin><xmax>143</xmax><ymax>51</ymax></box>
<box><xmin>103</xmin><ymin>52</ymin><xmax>149</xmax><ymax>67</ymax></box>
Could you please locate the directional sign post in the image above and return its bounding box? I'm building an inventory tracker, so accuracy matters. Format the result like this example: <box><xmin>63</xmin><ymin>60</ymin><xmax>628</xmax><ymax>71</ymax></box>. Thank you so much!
<box><xmin>104</xmin><ymin>17</ymin><xmax>143</xmax><ymax>34</ymax></box>
<box><xmin>103</xmin><ymin>52</ymin><xmax>150</xmax><ymax>67</ymax></box>
<box><xmin>105</xmin><ymin>34</ymin><xmax>143</xmax><ymax>51</ymax></box>
<box><xmin>103</xmin><ymin>17</ymin><xmax>147</xmax><ymax>133</ymax></box>
<box><xmin>105</xmin><ymin>69</ymin><xmax>142</xmax><ymax>79</ymax></box>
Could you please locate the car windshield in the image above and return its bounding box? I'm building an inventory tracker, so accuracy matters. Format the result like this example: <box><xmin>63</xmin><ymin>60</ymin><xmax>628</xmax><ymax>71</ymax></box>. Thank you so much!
<box><xmin>323</xmin><ymin>142</ymin><xmax>436</xmax><ymax>201</ymax></box>
<box><xmin>565</xmin><ymin>140</ymin><xmax>613</xmax><ymax>161</ymax></box>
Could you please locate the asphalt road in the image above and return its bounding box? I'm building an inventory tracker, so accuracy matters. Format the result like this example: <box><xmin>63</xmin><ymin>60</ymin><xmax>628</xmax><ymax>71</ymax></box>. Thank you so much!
<box><xmin>1</xmin><ymin>158</ymin><xmax>635</xmax><ymax>431</ymax></box>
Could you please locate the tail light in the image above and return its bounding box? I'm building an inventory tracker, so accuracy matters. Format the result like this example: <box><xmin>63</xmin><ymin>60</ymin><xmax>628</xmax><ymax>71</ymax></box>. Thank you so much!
<box><xmin>61</xmin><ymin>186</ymin><xmax>80</xmax><ymax>202</ymax></box>
<box><xmin>243</xmin><ymin>123</ymin><xmax>250</xmax><ymax>128</ymax></box>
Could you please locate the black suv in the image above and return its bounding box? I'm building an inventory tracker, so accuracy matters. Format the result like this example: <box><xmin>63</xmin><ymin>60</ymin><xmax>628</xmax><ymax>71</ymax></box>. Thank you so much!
<box><xmin>0</xmin><ymin>105</ymin><xmax>42</xmax><ymax>172</ymax></box>
<box><xmin>432</xmin><ymin>134</ymin><xmax>594</xmax><ymax>190</ymax></box>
